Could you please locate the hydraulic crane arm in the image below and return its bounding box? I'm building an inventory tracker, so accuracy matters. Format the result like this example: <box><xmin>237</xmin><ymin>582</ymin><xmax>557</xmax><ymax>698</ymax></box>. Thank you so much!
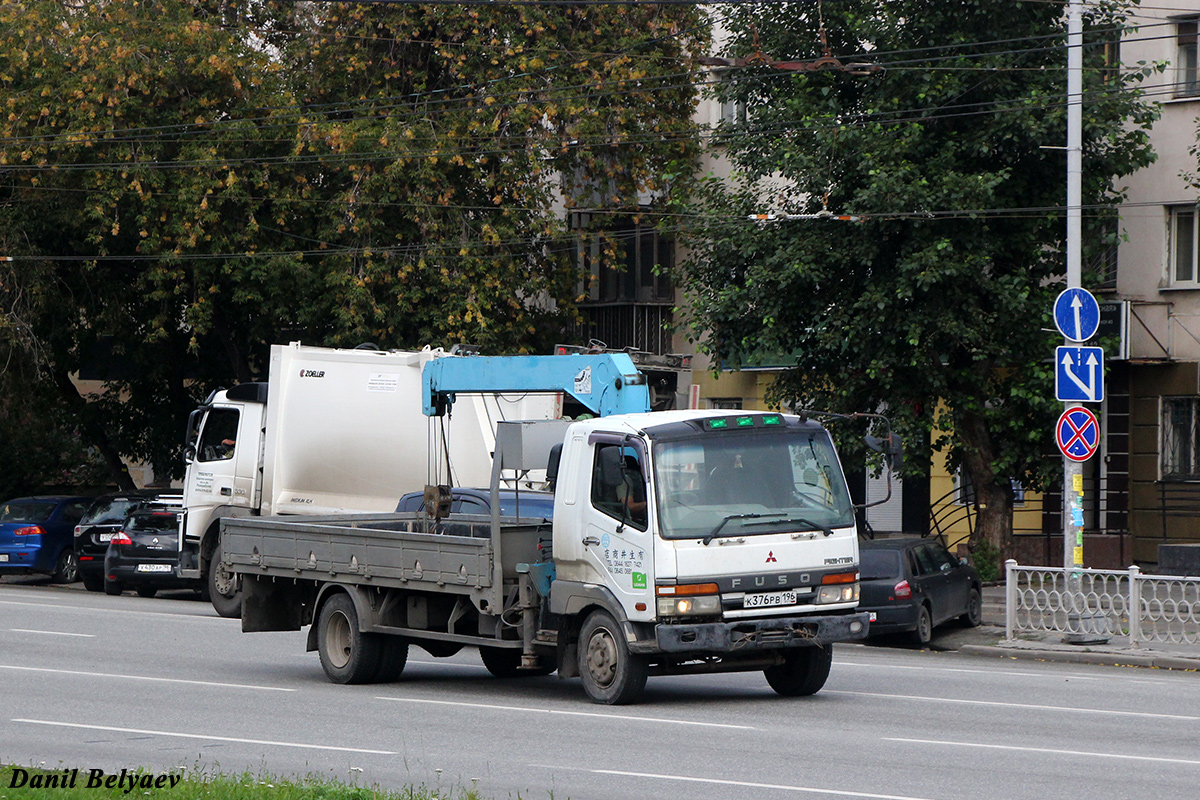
<box><xmin>422</xmin><ymin>353</ymin><xmax>651</xmax><ymax>417</ymax></box>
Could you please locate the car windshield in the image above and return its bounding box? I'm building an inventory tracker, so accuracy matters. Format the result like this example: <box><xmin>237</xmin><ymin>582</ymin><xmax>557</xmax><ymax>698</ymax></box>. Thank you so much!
<box><xmin>0</xmin><ymin>501</ymin><xmax>55</xmax><ymax>523</ymax></box>
<box><xmin>82</xmin><ymin>498</ymin><xmax>139</xmax><ymax>525</ymax></box>
<box><xmin>860</xmin><ymin>549</ymin><xmax>902</xmax><ymax>580</ymax></box>
<box><xmin>654</xmin><ymin>428</ymin><xmax>855</xmax><ymax>540</ymax></box>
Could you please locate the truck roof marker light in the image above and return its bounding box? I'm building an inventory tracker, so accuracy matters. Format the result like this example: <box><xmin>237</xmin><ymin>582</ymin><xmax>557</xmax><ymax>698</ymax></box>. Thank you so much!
<box><xmin>762</xmin><ymin>415</ymin><xmax>782</xmax><ymax>425</ymax></box>
<box><xmin>656</xmin><ymin>583</ymin><xmax>720</xmax><ymax>596</ymax></box>
<box><xmin>706</xmin><ymin>418</ymin><xmax>729</xmax><ymax>430</ymax></box>
<box><xmin>821</xmin><ymin>571</ymin><xmax>858</xmax><ymax>585</ymax></box>
<box><xmin>736</xmin><ymin>416</ymin><xmax>754</xmax><ymax>427</ymax></box>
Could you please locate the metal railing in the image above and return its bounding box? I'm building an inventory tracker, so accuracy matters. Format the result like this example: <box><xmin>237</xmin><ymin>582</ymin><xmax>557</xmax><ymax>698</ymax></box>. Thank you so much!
<box><xmin>1005</xmin><ymin>560</ymin><xmax>1200</xmax><ymax>647</ymax></box>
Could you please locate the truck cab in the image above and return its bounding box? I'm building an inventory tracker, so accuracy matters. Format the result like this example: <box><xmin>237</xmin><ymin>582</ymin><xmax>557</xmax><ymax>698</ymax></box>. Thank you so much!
<box><xmin>549</xmin><ymin>411</ymin><xmax>863</xmax><ymax>666</ymax></box>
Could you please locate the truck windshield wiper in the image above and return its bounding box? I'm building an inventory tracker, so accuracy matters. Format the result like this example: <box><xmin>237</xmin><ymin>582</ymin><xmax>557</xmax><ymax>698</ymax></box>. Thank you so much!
<box><xmin>701</xmin><ymin>513</ymin><xmax>784</xmax><ymax>546</ymax></box>
<box><xmin>742</xmin><ymin>517</ymin><xmax>835</xmax><ymax>537</ymax></box>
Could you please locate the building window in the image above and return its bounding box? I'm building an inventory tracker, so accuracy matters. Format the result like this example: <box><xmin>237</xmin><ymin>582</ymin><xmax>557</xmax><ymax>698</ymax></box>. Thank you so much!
<box><xmin>1090</xmin><ymin>214</ymin><xmax>1119</xmax><ymax>290</ymax></box>
<box><xmin>1170</xmin><ymin>205</ymin><xmax>1199</xmax><ymax>286</ymax></box>
<box><xmin>1162</xmin><ymin>397</ymin><xmax>1200</xmax><ymax>480</ymax></box>
<box><xmin>953</xmin><ymin>470</ymin><xmax>1025</xmax><ymax>507</ymax></box>
<box><xmin>1178</xmin><ymin>18</ymin><xmax>1199</xmax><ymax>97</ymax></box>
<box><xmin>708</xmin><ymin>398</ymin><xmax>743</xmax><ymax>410</ymax></box>
<box><xmin>574</xmin><ymin>213</ymin><xmax>674</xmax><ymax>304</ymax></box>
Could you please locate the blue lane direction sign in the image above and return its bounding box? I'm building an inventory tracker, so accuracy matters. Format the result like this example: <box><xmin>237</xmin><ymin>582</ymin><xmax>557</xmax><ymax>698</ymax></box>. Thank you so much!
<box><xmin>1057</xmin><ymin>406</ymin><xmax>1100</xmax><ymax>462</ymax></box>
<box><xmin>1053</xmin><ymin>287</ymin><xmax>1101</xmax><ymax>342</ymax></box>
<box><xmin>1056</xmin><ymin>345</ymin><xmax>1104</xmax><ymax>403</ymax></box>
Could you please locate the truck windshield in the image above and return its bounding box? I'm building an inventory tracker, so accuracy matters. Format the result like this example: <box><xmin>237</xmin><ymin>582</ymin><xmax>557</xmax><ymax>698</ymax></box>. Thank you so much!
<box><xmin>653</xmin><ymin>429</ymin><xmax>855</xmax><ymax>540</ymax></box>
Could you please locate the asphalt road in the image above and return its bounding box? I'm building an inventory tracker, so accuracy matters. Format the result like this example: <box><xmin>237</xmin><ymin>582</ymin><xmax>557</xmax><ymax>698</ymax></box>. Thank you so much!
<box><xmin>1</xmin><ymin>578</ymin><xmax>1198</xmax><ymax>800</ymax></box>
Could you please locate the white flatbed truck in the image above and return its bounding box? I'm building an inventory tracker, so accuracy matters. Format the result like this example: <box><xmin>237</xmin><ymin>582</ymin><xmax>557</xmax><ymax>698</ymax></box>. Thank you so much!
<box><xmin>221</xmin><ymin>354</ymin><xmax>877</xmax><ymax>704</ymax></box>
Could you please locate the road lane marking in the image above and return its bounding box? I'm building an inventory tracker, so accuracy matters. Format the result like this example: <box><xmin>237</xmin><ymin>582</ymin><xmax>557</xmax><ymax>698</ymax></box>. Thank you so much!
<box><xmin>0</xmin><ymin>664</ymin><xmax>294</xmax><ymax>692</ymax></box>
<box><xmin>10</xmin><ymin>629</ymin><xmax>95</xmax><ymax>638</ymax></box>
<box><xmin>885</xmin><ymin>737</ymin><xmax>1200</xmax><ymax>767</ymax></box>
<box><xmin>837</xmin><ymin>658</ymin><xmax>1177</xmax><ymax>686</ymax></box>
<box><xmin>826</xmin><ymin>690</ymin><xmax>1200</xmax><ymax>721</ymax></box>
<box><xmin>530</xmin><ymin>764</ymin><xmax>937</xmax><ymax>800</ymax></box>
<box><xmin>0</xmin><ymin>598</ymin><xmax>227</xmax><ymax>622</ymax></box>
<box><xmin>12</xmin><ymin>720</ymin><xmax>395</xmax><ymax>755</ymax></box>
<box><xmin>378</xmin><ymin>696</ymin><xmax>756</xmax><ymax>730</ymax></box>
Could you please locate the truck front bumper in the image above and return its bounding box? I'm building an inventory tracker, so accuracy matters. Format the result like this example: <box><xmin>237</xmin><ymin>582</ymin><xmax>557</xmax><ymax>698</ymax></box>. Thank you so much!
<box><xmin>651</xmin><ymin>611</ymin><xmax>870</xmax><ymax>654</ymax></box>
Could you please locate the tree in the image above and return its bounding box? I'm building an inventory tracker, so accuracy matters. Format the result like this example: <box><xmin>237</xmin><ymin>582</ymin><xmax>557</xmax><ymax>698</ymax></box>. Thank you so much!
<box><xmin>0</xmin><ymin>0</ymin><xmax>704</xmax><ymax>489</ymax></box>
<box><xmin>678</xmin><ymin>0</ymin><xmax>1158</xmax><ymax>559</ymax></box>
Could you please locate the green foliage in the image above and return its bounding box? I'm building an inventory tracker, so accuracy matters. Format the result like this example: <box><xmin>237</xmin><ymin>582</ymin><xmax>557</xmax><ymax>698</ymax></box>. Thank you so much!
<box><xmin>0</xmin><ymin>0</ymin><xmax>704</xmax><ymax>485</ymax></box>
<box><xmin>679</xmin><ymin>0</ymin><xmax>1158</xmax><ymax>548</ymax></box>
<box><xmin>970</xmin><ymin>537</ymin><xmax>1002</xmax><ymax>583</ymax></box>
<box><xmin>0</xmin><ymin>764</ymin><xmax>485</xmax><ymax>800</ymax></box>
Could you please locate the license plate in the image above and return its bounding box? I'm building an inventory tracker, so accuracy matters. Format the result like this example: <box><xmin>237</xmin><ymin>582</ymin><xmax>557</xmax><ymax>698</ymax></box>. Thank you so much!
<box><xmin>0</xmin><ymin>554</ymin><xmax>8</xmax><ymax>562</ymax></box>
<box><xmin>99</xmin><ymin>533</ymin><xmax>115</xmax><ymax>542</ymax></box>
<box><xmin>743</xmin><ymin>590</ymin><xmax>798</xmax><ymax>608</ymax></box>
<box><xmin>136</xmin><ymin>564</ymin><xmax>172</xmax><ymax>573</ymax></box>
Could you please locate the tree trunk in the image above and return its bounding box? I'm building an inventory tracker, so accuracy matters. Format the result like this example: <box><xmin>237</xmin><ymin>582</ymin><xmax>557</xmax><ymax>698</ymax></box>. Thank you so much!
<box><xmin>955</xmin><ymin>407</ymin><xmax>1014</xmax><ymax>560</ymax></box>
<box><xmin>51</xmin><ymin>369</ymin><xmax>137</xmax><ymax>491</ymax></box>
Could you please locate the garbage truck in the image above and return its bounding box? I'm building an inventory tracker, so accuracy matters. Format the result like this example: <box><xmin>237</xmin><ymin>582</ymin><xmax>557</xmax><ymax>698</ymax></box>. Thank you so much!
<box><xmin>218</xmin><ymin>352</ymin><xmax>887</xmax><ymax>704</ymax></box>
<box><xmin>178</xmin><ymin>342</ymin><xmax>556</xmax><ymax>617</ymax></box>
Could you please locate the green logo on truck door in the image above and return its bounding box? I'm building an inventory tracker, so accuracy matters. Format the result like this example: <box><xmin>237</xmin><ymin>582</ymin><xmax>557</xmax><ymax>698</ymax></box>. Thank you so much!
<box><xmin>632</xmin><ymin>572</ymin><xmax>646</xmax><ymax>589</ymax></box>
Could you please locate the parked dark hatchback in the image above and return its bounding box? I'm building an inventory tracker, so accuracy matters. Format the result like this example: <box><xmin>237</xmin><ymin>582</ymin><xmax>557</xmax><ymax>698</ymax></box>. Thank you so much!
<box><xmin>0</xmin><ymin>496</ymin><xmax>92</xmax><ymax>582</ymax></box>
<box><xmin>103</xmin><ymin>508</ymin><xmax>198</xmax><ymax>597</ymax></box>
<box><xmin>859</xmin><ymin>536</ymin><xmax>982</xmax><ymax>645</ymax></box>
<box><xmin>396</xmin><ymin>488</ymin><xmax>556</xmax><ymax>519</ymax></box>
<box><xmin>74</xmin><ymin>490</ymin><xmax>183</xmax><ymax>592</ymax></box>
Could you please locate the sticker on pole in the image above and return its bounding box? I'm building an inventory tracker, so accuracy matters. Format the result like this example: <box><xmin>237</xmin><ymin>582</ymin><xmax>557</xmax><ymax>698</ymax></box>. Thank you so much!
<box><xmin>1056</xmin><ymin>406</ymin><xmax>1100</xmax><ymax>462</ymax></box>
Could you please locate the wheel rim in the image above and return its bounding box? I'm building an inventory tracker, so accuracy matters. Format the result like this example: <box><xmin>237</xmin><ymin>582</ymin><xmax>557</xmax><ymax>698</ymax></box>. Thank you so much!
<box><xmin>212</xmin><ymin>562</ymin><xmax>235</xmax><ymax>597</ymax></box>
<box><xmin>60</xmin><ymin>552</ymin><xmax>78</xmax><ymax>582</ymax></box>
<box><xmin>919</xmin><ymin>609</ymin><xmax>931</xmax><ymax>641</ymax></box>
<box><xmin>324</xmin><ymin>610</ymin><xmax>353</xmax><ymax>670</ymax></box>
<box><xmin>584</xmin><ymin>626</ymin><xmax>619</xmax><ymax>689</ymax></box>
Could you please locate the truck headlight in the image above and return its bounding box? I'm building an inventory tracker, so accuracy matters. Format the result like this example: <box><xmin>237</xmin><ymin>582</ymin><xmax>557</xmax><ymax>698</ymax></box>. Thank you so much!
<box><xmin>656</xmin><ymin>595</ymin><xmax>722</xmax><ymax>616</ymax></box>
<box><xmin>816</xmin><ymin>584</ymin><xmax>859</xmax><ymax>604</ymax></box>
<box><xmin>656</xmin><ymin>583</ymin><xmax>721</xmax><ymax>617</ymax></box>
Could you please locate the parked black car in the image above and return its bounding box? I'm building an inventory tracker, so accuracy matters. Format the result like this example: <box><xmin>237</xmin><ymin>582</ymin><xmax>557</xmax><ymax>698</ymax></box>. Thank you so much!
<box><xmin>395</xmin><ymin>488</ymin><xmax>556</xmax><ymax>519</ymax></box>
<box><xmin>859</xmin><ymin>536</ymin><xmax>982</xmax><ymax>645</ymax></box>
<box><xmin>103</xmin><ymin>508</ymin><xmax>199</xmax><ymax>597</ymax></box>
<box><xmin>0</xmin><ymin>496</ymin><xmax>93</xmax><ymax>582</ymax></box>
<box><xmin>74</xmin><ymin>490</ymin><xmax>183</xmax><ymax>592</ymax></box>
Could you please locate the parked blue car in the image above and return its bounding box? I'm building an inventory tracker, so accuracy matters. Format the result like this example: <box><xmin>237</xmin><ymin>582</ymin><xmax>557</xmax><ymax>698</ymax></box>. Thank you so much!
<box><xmin>396</xmin><ymin>488</ymin><xmax>556</xmax><ymax>519</ymax></box>
<box><xmin>0</xmin><ymin>496</ymin><xmax>94</xmax><ymax>583</ymax></box>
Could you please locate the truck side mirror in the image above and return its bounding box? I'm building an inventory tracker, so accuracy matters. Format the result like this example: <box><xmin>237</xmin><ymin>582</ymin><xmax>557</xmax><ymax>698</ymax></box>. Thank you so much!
<box><xmin>865</xmin><ymin>432</ymin><xmax>904</xmax><ymax>473</ymax></box>
<box><xmin>423</xmin><ymin>485</ymin><xmax>452</xmax><ymax>520</ymax></box>
<box><xmin>546</xmin><ymin>443</ymin><xmax>563</xmax><ymax>491</ymax></box>
<box><xmin>184</xmin><ymin>445</ymin><xmax>196</xmax><ymax>463</ymax></box>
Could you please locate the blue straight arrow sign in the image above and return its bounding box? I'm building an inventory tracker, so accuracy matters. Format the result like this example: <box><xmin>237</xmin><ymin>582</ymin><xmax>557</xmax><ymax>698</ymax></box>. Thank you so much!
<box><xmin>1056</xmin><ymin>345</ymin><xmax>1104</xmax><ymax>403</ymax></box>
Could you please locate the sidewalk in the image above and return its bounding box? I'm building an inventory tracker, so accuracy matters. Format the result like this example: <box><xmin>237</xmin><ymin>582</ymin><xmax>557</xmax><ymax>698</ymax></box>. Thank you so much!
<box><xmin>936</xmin><ymin>585</ymin><xmax>1200</xmax><ymax>672</ymax></box>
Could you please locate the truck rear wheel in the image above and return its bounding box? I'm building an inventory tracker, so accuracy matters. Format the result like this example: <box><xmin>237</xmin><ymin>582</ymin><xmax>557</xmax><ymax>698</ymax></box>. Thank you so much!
<box><xmin>317</xmin><ymin>593</ymin><xmax>383</xmax><ymax>684</ymax></box>
<box><xmin>578</xmin><ymin>610</ymin><xmax>647</xmax><ymax>705</ymax></box>
<box><xmin>764</xmin><ymin>645</ymin><xmax>833</xmax><ymax>697</ymax></box>
<box><xmin>207</xmin><ymin>541</ymin><xmax>242</xmax><ymax>619</ymax></box>
<box><xmin>372</xmin><ymin>636</ymin><xmax>410</xmax><ymax>683</ymax></box>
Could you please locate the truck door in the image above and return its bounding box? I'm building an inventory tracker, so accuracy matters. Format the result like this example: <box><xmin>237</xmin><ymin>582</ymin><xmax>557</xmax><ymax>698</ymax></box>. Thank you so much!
<box><xmin>580</xmin><ymin>441</ymin><xmax>655</xmax><ymax>622</ymax></box>
<box><xmin>186</xmin><ymin>406</ymin><xmax>250</xmax><ymax>511</ymax></box>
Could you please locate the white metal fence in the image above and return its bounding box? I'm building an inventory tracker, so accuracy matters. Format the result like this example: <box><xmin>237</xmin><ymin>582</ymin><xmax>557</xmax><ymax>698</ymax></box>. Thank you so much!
<box><xmin>1005</xmin><ymin>560</ymin><xmax>1200</xmax><ymax>647</ymax></box>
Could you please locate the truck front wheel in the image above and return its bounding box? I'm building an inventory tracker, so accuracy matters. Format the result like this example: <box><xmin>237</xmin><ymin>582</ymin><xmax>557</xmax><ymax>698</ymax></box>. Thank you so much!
<box><xmin>763</xmin><ymin>645</ymin><xmax>833</xmax><ymax>697</ymax></box>
<box><xmin>578</xmin><ymin>610</ymin><xmax>647</xmax><ymax>705</ymax></box>
<box><xmin>207</xmin><ymin>541</ymin><xmax>242</xmax><ymax>619</ymax></box>
<box><xmin>317</xmin><ymin>593</ymin><xmax>383</xmax><ymax>684</ymax></box>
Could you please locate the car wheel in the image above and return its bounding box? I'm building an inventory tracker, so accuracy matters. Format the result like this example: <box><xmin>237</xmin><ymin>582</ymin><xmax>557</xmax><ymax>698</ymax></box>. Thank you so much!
<box><xmin>207</xmin><ymin>541</ymin><xmax>242</xmax><ymax>618</ymax></box>
<box><xmin>764</xmin><ymin>645</ymin><xmax>833</xmax><ymax>697</ymax></box>
<box><xmin>135</xmin><ymin>586</ymin><xmax>158</xmax><ymax>599</ymax></box>
<box><xmin>104</xmin><ymin>578</ymin><xmax>123</xmax><ymax>596</ymax></box>
<box><xmin>578</xmin><ymin>610</ymin><xmax>647</xmax><ymax>705</ymax></box>
<box><xmin>81</xmin><ymin>573</ymin><xmax>104</xmax><ymax>593</ymax></box>
<box><xmin>912</xmin><ymin>604</ymin><xmax>933</xmax><ymax>646</ymax></box>
<box><xmin>50</xmin><ymin>549</ymin><xmax>79</xmax><ymax>584</ymax></box>
<box><xmin>961</xmin><ymin>588</ymin><xmax>983</xmax><ymax>628</ymax></box>
<box><xmin>316</xmin><ymin>593</ymin><xmax>383</xmax><ymax>684</ymax></box>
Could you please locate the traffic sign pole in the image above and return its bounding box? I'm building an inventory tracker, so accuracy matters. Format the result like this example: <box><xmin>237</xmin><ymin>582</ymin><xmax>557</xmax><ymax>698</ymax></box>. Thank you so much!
<box><xmin>1063</xmin><ymin>0</ymin><xmax>1084</xmax><ymax>613</ymax></box>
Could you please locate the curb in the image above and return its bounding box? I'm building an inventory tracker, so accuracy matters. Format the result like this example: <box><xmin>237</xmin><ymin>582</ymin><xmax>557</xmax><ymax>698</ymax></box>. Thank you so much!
<box><xmin>959</xmin><ymin>644</ymin><xmax>1200</xmax><ymax>672</ymax></box>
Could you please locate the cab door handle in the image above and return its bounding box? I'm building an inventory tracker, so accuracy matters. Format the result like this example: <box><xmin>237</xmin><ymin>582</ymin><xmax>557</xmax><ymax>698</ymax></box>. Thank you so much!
<box><xmin>582</xmin><ymin>536</ymin><xmax>601</xmax><ymax>546</ymax></box>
